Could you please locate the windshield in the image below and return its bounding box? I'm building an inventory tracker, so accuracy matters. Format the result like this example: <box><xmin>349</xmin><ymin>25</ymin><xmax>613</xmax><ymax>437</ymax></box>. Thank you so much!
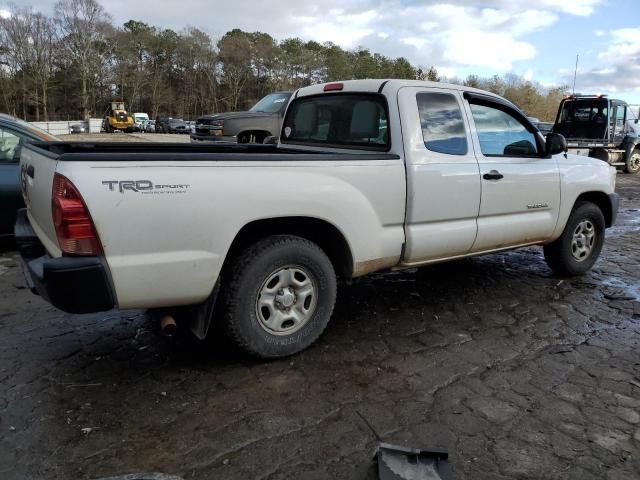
<box><xmin>554</xmin><ymin>98</ymin><xmax>610</xmax><ymax>140</ymax></box>
<box><xmin>557</xmin><ymin>99</ymin><xmax>608</xmax><ymax>124</ymax></box>
<box><xmin>281</xmin><ymin>93</ymin><xmax>389</xmax><ymax>150</ymax></box>
<box><xmin>249</xmin><ymin>93</ymin><xmax>292</xmax><ymax>113</ymax></box>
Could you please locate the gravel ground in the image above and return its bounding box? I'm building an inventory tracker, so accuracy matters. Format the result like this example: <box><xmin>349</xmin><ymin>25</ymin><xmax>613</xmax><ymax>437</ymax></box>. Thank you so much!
<box><xmin>0</xmin><ymin>174</ymin><xmax>639</xmax><ymax>480</ymax></box>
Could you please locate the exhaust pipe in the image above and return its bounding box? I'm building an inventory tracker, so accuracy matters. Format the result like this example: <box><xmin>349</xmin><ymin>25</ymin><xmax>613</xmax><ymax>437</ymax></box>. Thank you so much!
<box><xmin>160</xmin><ymin>314</ymin><xmax>177</xmax><ymax>337</ymax></box>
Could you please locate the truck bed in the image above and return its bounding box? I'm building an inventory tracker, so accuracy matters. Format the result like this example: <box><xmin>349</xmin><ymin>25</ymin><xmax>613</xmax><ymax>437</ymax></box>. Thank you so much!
<box><xmin>20</xmin><ymin>140</ymin><xmax>407</xmax><ymax>310</ymax></box>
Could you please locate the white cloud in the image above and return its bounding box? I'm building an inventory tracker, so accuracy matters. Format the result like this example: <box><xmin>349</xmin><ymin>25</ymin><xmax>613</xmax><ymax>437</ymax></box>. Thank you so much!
<box><xmin>567</xmin><ymin>27</ymin><xmax>640</xmax><ymax>96</ymax></box>
<box><xmin>598</xmin><ymin>28</ymin><xmax>640</xmax><ymax>62</ymax></box>
<box><xmin>400</xmin><ymin>36</ymin><xmax>428</xmax><ymax>49</ymax></box>
<box><xmin>0</xmin><ymin>8</ymin><xmax>10</xmax><ymax>18</ymax></box>
<box><xmin>444</xmin><ymin>31</ymin><xmax>536</xmax><ymax>69</ymax></box>
<box><xmin>294</xmin><ymin>9</ymin><xmax>378</xmax><ymax>47</ymax></box>
<box><xmin>23</xmin><ymin>0</ymin><xmax>640</xmax><ymax>96</ymax></box>
<box><xmin>539</xmin><ymin>0</ymin><xmax>602</xmax><ymax>16</ymax></box>
<box><xmin>368</xmin><ymin>4</ymin><xmax>555</xmax><ymax>71</ymax></box>
<box><xmin>436</xmin><ymin>66</ymin><xmax>457</xmax><ymax>79</ymax></box>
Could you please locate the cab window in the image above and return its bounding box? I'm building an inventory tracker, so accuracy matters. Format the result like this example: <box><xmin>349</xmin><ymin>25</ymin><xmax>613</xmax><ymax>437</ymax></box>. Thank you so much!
<box><xmin>470</xmin><ymin>104</ymin><xmax>538</xmax><ymax>156</ymax></box>
<box><xmin>417</xmin><ymin>92</ymin><xmax>468</xmax><ymax>155</ymax></box>
<box><xmin>282</xmin><ymin>93</ymin><xmax>389</xmax><ymax>151</ymax></box>
<box><xmin>0</xmin><ymin>128</ymin><xmax>21</xmax><ymax>163</ymax></box>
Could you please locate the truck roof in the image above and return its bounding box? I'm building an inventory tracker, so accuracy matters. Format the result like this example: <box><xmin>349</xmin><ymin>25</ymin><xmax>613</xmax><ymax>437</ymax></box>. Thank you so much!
<box><xmin>296</xmin><ymin>79</ymin><xmax>507</xmax><ymax>103</ymax></box>
<box><xmin>562</xmin><ymin>94</ymin><xmax>626</xmax><ymax>105</ymax></box>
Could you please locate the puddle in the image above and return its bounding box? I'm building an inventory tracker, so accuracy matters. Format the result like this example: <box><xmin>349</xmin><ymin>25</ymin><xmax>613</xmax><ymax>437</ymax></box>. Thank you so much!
<box><xmin>607</xmin><ymin>209</ymin><xmax>640</xmax><ymax>236</ymax></box>
<box><xmin>598</xmin><ymin>276</ymin><xmax>640</xmax><ymax>301</ymax></box>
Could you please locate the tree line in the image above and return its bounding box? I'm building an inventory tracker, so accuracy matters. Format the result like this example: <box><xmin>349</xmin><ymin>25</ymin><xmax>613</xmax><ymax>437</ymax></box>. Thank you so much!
<box><xmin>0</xmin><ymin>0</ymin><xmax>567</xmax><ymax>122</ymax></box>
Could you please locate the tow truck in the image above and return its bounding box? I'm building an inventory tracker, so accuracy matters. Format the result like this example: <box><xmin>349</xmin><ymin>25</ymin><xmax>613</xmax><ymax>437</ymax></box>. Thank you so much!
<box><xmin>552</xmin><ymin>94</ymin><xmax>640</xmax><ymax>174</ymax></box>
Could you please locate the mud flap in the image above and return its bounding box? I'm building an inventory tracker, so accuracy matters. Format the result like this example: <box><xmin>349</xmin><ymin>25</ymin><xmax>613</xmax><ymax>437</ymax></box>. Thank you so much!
<box><xmin>188</xmin><ymin>281</ymin><xmax>220</xmax><ymax>340</ymax></box>
<box><xmin>376</xmin><ymin>443</ymin><xmax>449</xmax><ymax>480</ymax></box>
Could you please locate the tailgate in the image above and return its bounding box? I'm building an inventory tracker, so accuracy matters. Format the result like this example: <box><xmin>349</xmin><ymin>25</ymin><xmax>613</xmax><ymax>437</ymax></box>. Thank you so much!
<box><xmin>20</xmin><ymin>143</ymin><xmax>61</xmax><ymax>256</ymax></box>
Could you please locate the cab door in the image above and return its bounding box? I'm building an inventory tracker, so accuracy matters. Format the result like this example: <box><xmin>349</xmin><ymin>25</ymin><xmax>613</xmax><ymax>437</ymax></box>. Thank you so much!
<box><xmin>0</xmin><ymin>126</ymin><xmax>24</xmax><ymax>233</ymax></box>
<box><xmin>463</xmin><ymin>93</ymin><xmax>561</xmax><ymax>252</ymax></box>
<box><xmin>399</xmin><ymin>87</ymin><xmax>481</xmax><ymax>265</ymax></box>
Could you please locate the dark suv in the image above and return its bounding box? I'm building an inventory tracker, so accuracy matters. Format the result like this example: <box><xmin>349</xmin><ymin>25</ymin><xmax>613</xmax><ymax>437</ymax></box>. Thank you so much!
<box><xmin>156</xmin><ymin>117</ymin><xmax>189</xmax><ymax>134</ymax></box>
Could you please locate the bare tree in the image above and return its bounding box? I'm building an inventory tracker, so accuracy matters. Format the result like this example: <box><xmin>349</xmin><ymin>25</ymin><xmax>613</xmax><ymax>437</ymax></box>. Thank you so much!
<box><xmin>29</xmin><ymin>12</ymin><xmax>57</xmax><ymax>120</ymax></box>
<box><xmin>0</xmin><ymin>5</ymin><xmax>36</xmax><ymax>118</ymax></box>
<box><xmin>54</xmin><ymin>0</ymin><xmax>111</xmax><ymax>119</ymax></box>
<box><xmin>218</xmin><ymin>29</ymin><xmax>252</xmax><ymax>110</ymax></box>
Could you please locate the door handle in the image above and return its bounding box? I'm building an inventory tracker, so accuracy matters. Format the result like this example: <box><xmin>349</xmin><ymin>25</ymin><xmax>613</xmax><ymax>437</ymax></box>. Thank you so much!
<box><xmin>26</xmin><ymin>165</ymin><xmax>35</xmax><ymax>179</ymax></box>
<box><xmin>483</xmin><ymin>170</ymin><xmax>503</xmax><ymax>180</ymax></box>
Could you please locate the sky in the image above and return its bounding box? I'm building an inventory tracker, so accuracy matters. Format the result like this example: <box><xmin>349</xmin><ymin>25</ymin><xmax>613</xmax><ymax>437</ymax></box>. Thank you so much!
<box><xmin>3</xmin><ymin>0</ymin><xmax>640</xmax><ymax>102</ymax></box>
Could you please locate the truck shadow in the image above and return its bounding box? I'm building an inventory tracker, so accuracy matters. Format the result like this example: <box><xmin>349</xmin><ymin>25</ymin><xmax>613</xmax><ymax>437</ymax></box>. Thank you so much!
<box><xmin>20</xmin><ymin>245</ymin><xmax>608</xmax><ymax>479</ymax></box>
<box><xmin>156</xmin><ymin>247</ymin><xmax>553</xmax><ymax>366</ymax></box>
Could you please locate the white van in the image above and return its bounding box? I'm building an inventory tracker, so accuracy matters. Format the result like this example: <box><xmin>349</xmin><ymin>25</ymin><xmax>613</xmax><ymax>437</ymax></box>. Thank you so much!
<box><xmin>132</xmin><ymin>113</ymin><xmax>150</xmax><ymax>132</ymax></box>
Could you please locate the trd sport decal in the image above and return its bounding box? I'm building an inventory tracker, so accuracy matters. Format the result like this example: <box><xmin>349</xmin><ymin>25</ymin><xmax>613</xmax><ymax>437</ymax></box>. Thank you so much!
<box><xmin>102</xmin><ymin>180</ymin><xmax>189</xmax><ymax>194</ymax></box>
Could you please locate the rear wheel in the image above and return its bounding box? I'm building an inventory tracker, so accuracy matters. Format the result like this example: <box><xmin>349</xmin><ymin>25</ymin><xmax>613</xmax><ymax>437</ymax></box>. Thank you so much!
<box><xmin>624</xmin><ymin>148</ymin><xmax>640</xmax><ymax>174</ymax></box>
<box><xmin>543</xmin><ymin>201</ymin><xmax>605</xmax><ymax>276</ymax></box>
<box><xmin>221</xmin><ymin>235</ymin><xmax>337</xmax><ymax>358</ymax></box>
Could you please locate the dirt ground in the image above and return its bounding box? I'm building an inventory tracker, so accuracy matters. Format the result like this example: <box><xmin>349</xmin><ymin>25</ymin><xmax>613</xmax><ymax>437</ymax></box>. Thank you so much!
<box><xmin>1</xmin><ymin>174</ymin><xmax>639</xmax><ymax>480</ymax></box>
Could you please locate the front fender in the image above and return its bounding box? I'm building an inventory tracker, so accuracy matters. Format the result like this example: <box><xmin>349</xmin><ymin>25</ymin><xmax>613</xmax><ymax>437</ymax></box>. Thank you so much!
<box><xmin>550</xmin><ymin>156</ymin><xmax>616</xmax><ymax>239</ymax></box>
<box><xmin>622</xmin><ymin>135</ymin><xmax>640</xmax><ymax>159</ymax></box>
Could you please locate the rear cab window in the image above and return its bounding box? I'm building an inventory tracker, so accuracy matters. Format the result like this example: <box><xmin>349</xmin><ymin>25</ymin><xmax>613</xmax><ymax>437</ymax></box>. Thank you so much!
<box><xmin>281</xmin><ymin>93</ymin><xmax>389</xmax><ymax>151</ymax></box>
<box><xmin>417</xmin><ymin>92</ymin><xmax>468</xmax><ymax>155</ymax></box>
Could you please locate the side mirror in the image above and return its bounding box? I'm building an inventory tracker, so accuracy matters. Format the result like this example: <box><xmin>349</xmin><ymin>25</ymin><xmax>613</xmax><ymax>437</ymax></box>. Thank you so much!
<box><xmin>546</xmin><ymin>132</ymin><xmax>567</xmax><ymax>155</ymax></box>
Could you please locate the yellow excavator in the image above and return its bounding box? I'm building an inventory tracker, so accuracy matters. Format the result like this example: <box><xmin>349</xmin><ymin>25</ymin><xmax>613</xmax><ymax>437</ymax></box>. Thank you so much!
<box><xmin>103</xmin><ymin>101</ymin><xmax>134</xmax><ymax>133</ymax></box>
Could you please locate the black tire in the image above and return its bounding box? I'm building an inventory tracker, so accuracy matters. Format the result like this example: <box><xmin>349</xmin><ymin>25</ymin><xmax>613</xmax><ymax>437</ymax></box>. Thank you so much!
<box><xmin>624</xmin><ymin>148</ymin><xmax>640</xmax><ymax>174</ymax></box>
<box><xmin>543</xmin><ymin>201</ymin><xmax>605</xmax><ymax>276</ymax></box>
<box><xmin>221</xmin><ymin>235</ymin><xmax>337</xmax><ymax>358</ymax></box>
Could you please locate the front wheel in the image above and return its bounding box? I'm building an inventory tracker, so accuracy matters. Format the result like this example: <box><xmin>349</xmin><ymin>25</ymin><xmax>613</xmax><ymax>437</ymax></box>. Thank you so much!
<box><xmin>221</xmin><ymin>235</ymin><xmax>337</xmax><ymax>358</ymax></box>
<box><xmin>624</xmin><ymin>148</ymin><xmax>640</xmax><ymax>174</ymax></box>
<box><xmin>543</xmin><ymin>201</ymin><xmax>605</xmax><ymax>276</ymax></box>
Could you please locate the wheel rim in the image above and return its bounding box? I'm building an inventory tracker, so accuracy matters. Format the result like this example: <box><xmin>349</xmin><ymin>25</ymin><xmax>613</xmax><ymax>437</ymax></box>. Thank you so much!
<box><xmin>255</xmin><ymin>266</ymin><xmax>318</xmax><ymax>335</ymax></box>
<box><xmin>630</xmin><ymin>153</ymin><xmax>640</xmax><ymax>172</ymax></box>
<box><xmin>571</xmin><ymin>220</ymin><xmax>596</xmax><ymax>262</ymax></box>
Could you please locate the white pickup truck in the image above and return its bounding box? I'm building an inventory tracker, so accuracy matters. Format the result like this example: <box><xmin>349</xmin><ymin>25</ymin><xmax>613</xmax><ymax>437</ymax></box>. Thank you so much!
<box><xmin>17</xmin><ymin>79</ymin><xmax>619</xmax><ymax>358</ymax></box>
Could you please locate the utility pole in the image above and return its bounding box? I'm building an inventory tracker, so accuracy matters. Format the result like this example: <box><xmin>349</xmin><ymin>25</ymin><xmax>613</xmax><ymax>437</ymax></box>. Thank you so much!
<box><xmin>572</xmin><ymin>54</ymin><xmax>579</xmax><ymax>95</ymax></box>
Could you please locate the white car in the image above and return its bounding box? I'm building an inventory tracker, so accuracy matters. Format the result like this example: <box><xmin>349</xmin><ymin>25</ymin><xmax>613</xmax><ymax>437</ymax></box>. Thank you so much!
<box><xmin>17</xmin><ymin>79</ymin><xmax>619</xmax><ymax>358</ymax></box>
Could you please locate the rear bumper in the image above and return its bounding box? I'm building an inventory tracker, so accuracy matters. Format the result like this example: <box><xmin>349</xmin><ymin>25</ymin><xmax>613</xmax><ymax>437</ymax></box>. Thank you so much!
<box><xmin>608</xmin><ymin>193</ymin><xmax>620</xmax><ymax>227</ymax></box>
<box><xmin>15</xmin><ymin>209</ymin><xmax>115</xmax><ymax>314</ymax></box>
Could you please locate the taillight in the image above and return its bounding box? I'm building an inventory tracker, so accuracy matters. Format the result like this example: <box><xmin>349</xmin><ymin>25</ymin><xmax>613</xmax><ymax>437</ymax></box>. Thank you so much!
<box><xmin>52</xmin><ymin>173</ymin><xmax>102</xmax><ymax>256</ymax></box>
